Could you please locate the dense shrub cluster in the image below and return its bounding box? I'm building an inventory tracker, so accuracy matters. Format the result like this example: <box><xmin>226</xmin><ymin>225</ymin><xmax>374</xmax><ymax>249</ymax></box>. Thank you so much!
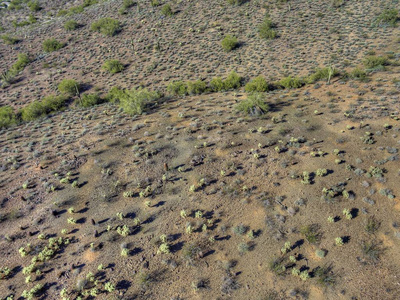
<box><xmin>279</xmin><ymin>76</ymin><xmax>304</xmax><ymax>89</ymax></box>
<box><xmin>78</xmin><ymin>94</ymin><xmax>104</xmax><ymax>108</ymax></box>
<box><xmin>42</xmin><ymin>38</ymin><xmax>64</xmax><ymax>52</ymax></box>
<box><xmin>245</xmin><ymin>76</ymin><xmax>269</xmax><ymax>93</ymax></box>
<box><xmin>91</xmin><ymin>18</ymin><xmax>121</xmax><ymax>36</ymax></box>
<box><xmin>236</xmin><ymin>93</ymin><xmax>270</xmax><ymax>116</ymax></box>
<box><xmin>21</xmin><ymin>95</ymin><xmax>67</xmax><ymax>121</ymax></box>
<box><xmin>363</xmin><ymin>56</ymin><xmax>389</xmax><ymax>69</ymax></box>
<box><xmin>0</xmin><ymin>106</ymin><xmax>16</xmax><ymax>128</ymax></box>
<box><xmin>58</xmin><ymin>79</ymin><xmax>80</xmax><ymax>96</ymax></box>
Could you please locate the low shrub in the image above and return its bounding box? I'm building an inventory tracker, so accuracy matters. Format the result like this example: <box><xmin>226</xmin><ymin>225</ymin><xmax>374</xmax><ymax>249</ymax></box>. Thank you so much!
<box><xmin>236</xmin><ymin>93</ymin><xmax>269</xmax><ymax>116</ymax></box>
<box><xmin>363</xmin><ymin>56</ymin><xmax>389</xmax><ymax>69</ymax></box>
<box><xmin>42</xmin><ymin>38</ymin><xmax>64</xmax><ymax>52</ymax></box>
<box><xmin>64</xmin><ymin>20</ymin><xmax>79</xmax><ymax>31</ymax></box>
<box><xmin>91</xmin><ymin>18</ymin><xmax>121</xmax><ymax>36</ymax></box>
<box><xmin>226</xmin><ymin>0</ymin><xmax>246</xmax><ymax>5</ymax></box>
<box><xmin>210</xmin><ymin>77</ymin><xmax>225</xmax><ymax>92</ymax></box>
<box><xmin>259</xmin><ymin>17</ymin><xmax>277</xmax><ymax>40</ymax></box>
<box><xmin>221</xmin><ymin>35</ymin><xmax>238</xmax><ymax>52</ymax></box>
<box><xmin>224</xmin><ymin>71</ymin><xmax>242</xmax><ymax>90</ymax></box>
<box><xmin>1</xmin><ymin>35</ymin><xmax>19</xmax><ymax>45</ymax></box>
<box><xmin>187</xmin><ymin>80</ymin><xmax>207</xmax><ymax>95</ymax></box>
<box><xmin>58</xmin><ymin>79</ymin><xmax>80</xmax><ymax>96</ymax></box>
<box><xmin>308</xmin><ymin>66</ymin><xmax>339</xmax><ymax>84</ymax></box>
<box><xmin>107</xmin><ymin>87</ymin><xmax>161</xmax><ymax>115</ymax></box>
<box><xmin>279</xmin><ymin>76</ymin><xmax>304</xmax><ymax>89</ymax></box>
<box><xmin>376</xmin><ymin>9</ymin><xmax>399</xmax><ymax>27</ymax></box>
<box><xmin>11</xmin><ymin>53</ymin><xmax>30</xmax><ymax>73</ymax></box>
<box><xmin>78</xmin><ymin>94</ymin><xmax>104</xmax><ymax>107</ymax></box>
<box><xmin>161</xmin><ymin>4</ymin><xmax>174</xmax><ymax>16</ymax></box>
<box><xmin>21</xmin><ymin>95</ymin><xmax>67</xmax><ymax>121</ymax></box>
<box><xmin>350</xmin><ymin>68</ymin><xmax>368</xmax><ymax>81</ymax></box>
<box><xmin>28</xmin><ymin>1</ymin><xmax>41</xmax><ymax>11</ymax></box>
<box><xmin>245</xmin><ymin>76</ymin><xmax>269</xmax><ymax>92</ymax></box>
<box><xmin>167</xmin><ymin>81</ymin><xmax>188</xmax><ymax>96</ymax></box>
<box><xmin>83</xmin><ymin>0</ymin><xmax>98</xmax><ymax>7</ymax></box>
<box><xmin>0</xmin><ymin>106</ymin><xmax>17</xmax><ymax>128</ymax></box>
<box><xmin>102</xmin><ymin>59</ymin><xmax>124</xmax><ymax>74</ymax></box>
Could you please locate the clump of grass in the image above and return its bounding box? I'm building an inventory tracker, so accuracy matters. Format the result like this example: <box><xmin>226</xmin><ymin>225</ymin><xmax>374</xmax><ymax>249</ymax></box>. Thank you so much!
<box><xmin>0</xmin><ymin>106</ymin><xmax>17</xmax><ymax>129</ymax></box>
<box><xmin>107</xmin><ymin>87</ymin><xmax>161</xmax><ymax>115</ymax></box>
<box><xmin>58</xmin><ymin>79</ymin><xmax>80</xmax><ymax>96</ymax></box>
<box><xmin>376</xmin><ymin>9</ymin><xmax>399</xmax><ymax>27</ymax></box>
<box><xmin>349</xmin><ymin>67</ymin><xmax>368</xmax><ymax>81</ymax></box>
<box><xmin>102</xmin><ymin>59</ymin><xmax>124</xmax><ymax>74</ymax></box>
<box><xmin>236</xmin><ymin>93</ymin><xmax>269</xmax><ymax>116</ymax></box>
<box><xmin>364</xmin><ymin>216</ymin><xmax>380</xmax><ymax>234</ymax></box>
<box><xmin>363</xmin><ymin>56</ymin><xmax>389</xmax><ymax>69</ymax></box>
<box><xmin>300</xmin><ymin>224</ymin><xmax>321</xmax><ymax>244</ymax></box>
<box><xmin>314</xmin><ymin>264</ymin><xmax>336</xmax><ymax>287</ymax></box>
<box><xmin>91</xmin><ymin>18</ymin><xmax>121</xmax><ymax>36</ymax></box>
<box><xmin>269</xmin><ymin>257</ymin><xmax>288</xmax><ymax>276</ymax></box>
<box><xmin>182</xmin><ymin>243</ymin><xmax>203</xmax><ymax>264</ymax></box>
<box><xmin>221</xmin><ymin>35</ymin><xmax>238</xmax><ymax>52</ymax></box>
<box><xmin>258</xmin><ymin>17</ymin><xmax>277</xmax><ymax>39</ymax></box>
<box><xmin>308</xmin><ymin>66</ymin><xmax>339</xmax><ymax>84</ymax></box>
<box><xmin>361</xmin><ymin>240</ymin><xmax>384</xmax><ymax>263</ymax></box>
<box><xmin>161</xmin><ymin>4</ymin><xmax>174</xmax><ymax>16</ymax></box>
<box><xmin>64</xmin><ymin>20</ymin><xmax>79</xmax><ymax>31</ymax></box>
<box><xmin>42</xmin><ymin>38</ymin><xmax>64</xmax><ymax>52</ymax></box>
<box><xmin>20</xmin><ymin>95</ymin><xmax>67</xmax><ymax>121</ymax></box>
<box><xmin>279</xmin><ymin>76</ymin><xmax>304</xmax><ymax>89</ymax></box>
<box><xmin>245</xmin><ymin>76</ymin><xmax>269</xmax><ymax>93</ymax></box>
<box><xmin>1</xmin><ymin>34</ymin><xmax>20</xmax><ymax>45</ymax></box>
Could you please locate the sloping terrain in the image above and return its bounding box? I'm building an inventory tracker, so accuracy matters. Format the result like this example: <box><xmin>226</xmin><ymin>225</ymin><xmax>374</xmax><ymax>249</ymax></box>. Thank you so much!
<box><xmin>0</xmin><ymin>1</ymin><xmax>400</xmax><ymax>300</ymax></box>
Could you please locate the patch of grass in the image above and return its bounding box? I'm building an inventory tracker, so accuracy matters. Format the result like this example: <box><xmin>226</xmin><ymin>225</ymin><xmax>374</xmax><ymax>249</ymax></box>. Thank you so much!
<box><xmin>364</xmin><ymin>216</ymin><xmax>380</xmax><ymax>234</ymax></box>
<box><xmin>107</xmin><ymin>87</ymin><xmax>161</xmax><ymax>115</ymax></box>
<box><xmin>308</xmin><ymin>66</ymin><xmax>339</xmax><ymax>84</ymax></box>
<box><xmin>279</xmin><ymin>76</ymin><xmax>304</xmax><ymax>89</ymax></box>
<box><xmin>314</xmin><ymin>264</ymin><xmax>336</xmax><ymax>287</ymax></box>
<box><xmin>376</xmin><ymin>9</ymin><xmax>399</xmax><ymax>27</ymax></box>
<box><xmin>42</xmin><ymin>38</ymin><xmax>64</xmax><ymax>52</ymax></box>
<box><xmin>245</xmin><ymin>76</ymin><xmax>269</xmax><ymax>93</ymax></box>
<box><xmin>58</xmin><ymin>79</ymin><xmax>80</xmax><ymax>96</ymax></box>
<box><xmin>64</xmin><ymin>20</ymin><xmax>79</xmax><ymax>31</ymax></box>
<box><xmin>1</xmin><ymin>35</ymin><xmax>20</xmax><ymax>45</ymax></box>
<box><xmin>28</xmin><ymin>0</ymin><xmax>41</xmax><ymax>11</ymax></box>
<box><xmin>237</xmin><ymin>93</ymin><xmax>269</xmax><ymax>116</ymax></box>
<box><xmin>102</xmin><ymin>59</ymin><xmax>124</xmax><ymax>74</ymax></box>
<box><xmin>20</xmin><ymin>95</ymin><xmax>67</xmax><ymax>121</ymax></box>
<box><xmin>363</xmin><ymin>56</ymin><xmax>389</xmax><ymax>69</ymax></box>
<box><xmin>0</xmin><ymin>106</ymin><xmax>17</xmax><ymax>129</ymax></box>
<box><xmin>91</xmin><ymin>18</ymin><xmax>121</xmax><ymax>36</ymax></box>
<box><xmin>300</xmin><ymin>224</ymin><xmax>321</xmax><ymax>244</ymax></box>
<box><xmin>361</xmin><ymin>240</ymin><xmax>384</xmax><ymax>263</ymax></box>
<box><xmin>11</xmin><ymin>53</ymin><xmax>30</xmax><ymax>73</ymax></box>
<box><xmin>221</xmin><ymin>35</ymin><xmax>238</xmax><ymax>52</ymax></box>
<box><xmin>259</xmin><ymin>17</ymin><xmax>277</xmax><ymax>39</ymax></box>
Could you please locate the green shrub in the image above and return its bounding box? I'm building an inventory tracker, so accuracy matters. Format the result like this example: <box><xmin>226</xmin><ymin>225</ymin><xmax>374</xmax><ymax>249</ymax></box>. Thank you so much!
<box><xmin>1</xmin><ymin>35</ymin><xmax>19</xmax><ymax>45</ymax></box>
<box><xmin>57</xmin><ymin>9</ymin><xmax>69</xmax><ymax>16</ymax></box>
<box><xmin>91</xmin><ymin>18</ymin><xmax>121</xmax><ymax>36</ymax></box>
<box><xmin>245</xmin><ymin>76</ymin><xmax>269</xmax><ymax>92</ymax></box>
<box><xmin>108</xmin><ymin>87</ymin><xmax>161</xmax><ymax>115</ymax></box>
<box><xmin>151</xmin><ymin>0</ymin><xmax>160</xmax><ymax>7</ymax></box>
<box><xmin>58</xmin><ymin>79</ymin><xmax>80</xmax><ymax>96</ymax></box>
<box><xmin>363</xmin><ymin>56</ymin><xmax>389</xmax><ymax>69</ymax></box>
<box><xmin>226</xmin><ymin>0</ymin><xmax>246</xmax><ymax>5</ymax></box>
<box><xmin>78</xmin><ymin>94</ymin><xmax>104</xmax><ymax>107</ymax></box>
<box><xmin>11</xmin><ymin>53</ymin><xmax>30</xmax><ymax>73</ymax></box>
<box><xmin>123</xmin><ymin>0</ymin><xmax>135</xmax><ymax>9</ymax></box>
<box><xmin>350</xmin><ymin>68</ymin><xmax>368</xmax><ymax>81</ymax></box>
<box><xmin>83</xmin><ymin>0</ymin><xmax>98</xmax><ymax>7</ymax></box>
<box><xmin>331</xmin><ymin>0</ymin><xmax>344</xmax><ymax>8</ymax></box>
<box><xmin>102</xmin><ymin>59</ymin><xmax>124</xmax><ymax>74</ymax></box>
<box><xmin>8</xmin><ymin>0</ymin><xmax>23</xmax><ymax>10</ymax></box>
<box><xmin>259</xmin><ymin>18</ymin><xmax>277</xmax><ymax>39</ymax></box>
<box><xmin>221</xmin><ymin>35</ymin><xmax>238</xmax><ymax>52</ymax></box>
<box><xmin>187</xmin><ymin>80</ymin><xmax>207</xmax><ymax>95</ymax></box>
<box><xmin>376</xmin><ymin>9</ymin><xmax>399</xmax><ymax>27</ymax></box>
<box><xmin>64</xmin><ymin>20</ymin><xmax>79</xmax><ymax>31</ymax></box>
<box><xmin>167</xmin><ymin>81</ymin><xmax>188</xmax><ymax>96</ymax></box>
<box><xmin>28</xmin><ymin>1</ymin><xmax>41</xmax><ymax>11</ymax></box>
<box><xmin>69</xmin><ymin>5</ymin><xmax>84</xmax><ymax>14</ymax></box>
<box><xmin>308</xmin><ymin>66</ymin><xmax>339</xmax><ymax>84</ymax></box>
<box><xmin>161</xmin><ymin>4</ymin><xmax>174</xmax><ymax>16</ymax></box>
<box><xmin>224</xmin><ymin>71</ymin><xmax>242</xmax><ymax>90</ymax></box>
<box><xmin>1</xmin><ymin>71</ymin><xmax>17</xmax><ymax>86</ymax></box>
<box><xmin>210</xmin><ymin>77</ymin><xmax>225</xmax><ymax>92</ymax></box>
<box><xmin>0</xmin><ymin>106</ymin><xmax>17</xmax><ymax>128</ymax></box>
<box><xmin>21</xmin><ymin>95</ymin><xmax>67</xmax><ymax>121</ymax></box>
<box><xmin>237</xmin><ymin>93</ymin><xmax>269</xmax><ymax>116</ymax></box>
<box><xmin>279</xmin><ymin>76</ymin><xmax>304</xmax><ymax>89</ymax></box>
<box><xmin>42</xmin><ymin>38</ymin><xmax>64</xmax><ymax>52</ymax></box>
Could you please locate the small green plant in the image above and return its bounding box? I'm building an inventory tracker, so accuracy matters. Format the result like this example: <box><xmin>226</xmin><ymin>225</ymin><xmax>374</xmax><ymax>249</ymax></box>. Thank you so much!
<box><xmin>78</xmin><ymin>93</ymin><xmax>104</xmax><ymax>107</ymax></box>
<box><xmin>117</xmin><ymin>225</ymin><xmax>130</xmax><ymax>237</ymax></box>
<box><xmin>245</xmin><ymin>76</ymin><xmax>269</xmax><ymax>93</ymax></box>
<box><xmin>58</xmin><ymin>79</ymin><xmax>80</xmax><ymax>96</ymax></box>
<box><xmin>316</xmin><ymin>168</ymin><xmax>327</xmax><ymax>177</ymax></box>
<box><xmin>376</xmin><ymin>9</ymin><xmax>399</xmax><ymax>27</ymax></box>
<box><xmin>210</xmin><ymin>77</ymin><xmax>225</xmax><ymax>92</ymax></box>
<box><xmin>314</xmin><ymin>264</ymin><xmax>336</xmax><ymax>287</ymax></box>
<box><xmin>335</xmin><ymin>237</ymin><xmax>344</xmax><ymax>246</ymax></box>
<box><xmin>224</xmin><ymin>71</ymin><xmax>242</xmax><ymax>90</ymax></box>
<box><xmin>0</xmin><ymin>106</ymin><xmax>16</xmax><ymax>129</ymax></box>
<box><xmin>342</xmin><ymin>208</ymin><xmax>352</xmax><ymax>220</ymax></box>
<box><xmin>28</xmin><ymin>1</ymin><xmax>41</xmax><ymax>11</ymax></box>
<box><xmin>364</xmin><ymin>216</ymin><xmax>380</xmax><ymax>234</ymax></box>
<box><xmin>226</xmin><ymin>0</ymin><xmax>246</xmax><ymax>5</ymax></box>
<box><xmin>363</xmin><ymin>56</ymin><xmax>389</xmax><ymax>69</ymax></box>
<box><xmin>300</xmin><ymin>225</ymin><xmax>321</xmax><ymax>244</ymax></box>
<box><xmin>269</xmin><ymin>257</ymin><xmax>287</xmax><ymax>276</ymax></box>
<box><xmin>361</xmin><ymin>240</ymin><xmax>384</xmax><ymax>263</ymax></box>
<box><xmin>91</xmin><ymin>18</ymin><xmax>121</xmax><ymax>36</ymax></box>
<box><xmin>315</xmin><ymin>249</ymin><xmax>326</xmax><ymax>258</ymax></box>
<box><xmin>187</xmin><ymin>80</ymin><xmax>207</xmax><ymax>95</ymax></box>
<box><xmin>236</xmin><ymin>93</ymin><xmax>269</xmax><ymax>116</ymax></box>
<box><xmin>221</xmin><ymin>35</ymin><xmax>238</xmax><ymax>52</ymax></box>
<box><xmin>102</xmin><ymin>59</ymin><xmax>124</xmax><ymax>74</ymax></box>
<box><xmin>43</xmin><ymin>38</ymin><xmax>64</xmax><ymax>52</ymax></box>
<box><xmin>259</xmin><ymin>17</ymin><xmax>277</xmax><ymax>39</ymax></box>
<box><xmin>308</xmin><ymin>66</ymin><xmax>339</xmax><ymax>84</ymax></box>
<box><xmin>1</xmin><ymin>34</ymin><xmax>19</xmax><ymax>45</ymax></box>
<box><xmin>20</xmin><ymin>95</ymin><xmax>67</xmax><ymax>121</ymax></box>
<box><xmin>299</xmin><ymin>270</ymin><xmax>310</xmax><ymax>281</ymax></box>
<box><xmin>104</xmin><ymin>282</ymin><xmax>115</xmax><ymax>292</ymax></box>
<box><xmin>279</xmin><ymin>76</ymin><xmax>304</xmax><ymax>89</ymax></box>
<box><xmin>64</xmin><ymin>20</ymin><xmax>79</xmax><ymax>31</ymax></box>
<box><xmin>161</xmin><ymin>4</ymin><xmax>173</xmax><ymax>16</ymax></box>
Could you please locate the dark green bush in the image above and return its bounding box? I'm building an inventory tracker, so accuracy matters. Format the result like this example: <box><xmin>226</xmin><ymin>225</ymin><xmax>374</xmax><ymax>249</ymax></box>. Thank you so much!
<box><xmin>363</xmin><ymin>56</ymin><xmax>389</xmax><ymax>69</ymax></box>
<box><xmin>83</xmin><ymin>0</ymin><xmax>98</xmax><ymax>7</ymax></box>
<box><xmin>376</xmin><ymin>9</ymin><xmax>399</xmax><ymax>27</ymax></box>
<box><xmin>224</xmin><ymin>71</ymin><xmax>242</xmax><ymax>90</ymax></box>
<box><xmin>8</xmin><ymin>0</ymin><xmax>23</xmax><ymax>10</ymax></box>
<box><xmin>28</xmin><ymin>1</ymin><xmax>41</xmax><ymax>11</ymax></box>
<box><xmin>58</xmin><ymin>79</ymin><xmax>80</xmax><ymax>96</ymax></box>
<box><xmin>161</xmin><ymin>4</ymin><xmax>174</xmax><ymax>16</ymax></box>
<box><xmin>226</xmin><ymin>0</ymin><xmax>246</xmax><ymax>5</ymax></box>
<box><xmin>308</xmin><ymin>66</ymin><xmax>339</xmax><ymax>83</ymax></box>
<box><xmin>259</xmin><ymin>17</ymin><xmax>277</xmax><ymax>40</ymax></box>
<box><xmin>167</xmin><ymin>81</ymin><xmax>188</xmax><ymax>96</ymax></box>
<box><xmin>21</xmin><ymin>95</ymin><xmax>67</xmax><ymax>121</ymax></box>
<box><xmin>187</xmin><ymin>80</ymin><xmax>207</xmax><ymax>95</ymax></box>
<box><xmin>236</xmin><ymin>93</ymin><xmax>269</xmax><ymax>116</ymax></box>
<box><xmin>42</xmin><ymin>38</ymin><xmax>64</xmax><ymax>52</ymax></box>
<box><xmin>91</xmin><ymin>18</ymin><xmax>121</xmax><ymax>36</ymax></box>
<box><xmin>11</xmin><ymin>53</ymin><xmax>30</xmax><ymax>73</ymax></box>
<box><xmin>221</xmin><ymin>35</ymin><xmax>238</xmax><ymax>52</ymax></box>
<box><xmin>102</xmin><ymin>59</ymin><xmax>124</xmax><ymax>74</ymax></box>
<box><xmin>1</xmin><ymin>35</ymin><xmax>19</xmax><ymax>45</ymax></box>
<box><xmin>210</xmin><ymin>77</ymin><xmax>225</xmax><ymax>92</ymax></box>
<box><xmin>350</xmin><ymin>68</ymin><xmax>368</xmax><ymax>81</ymax></box>
<box><xmin>107</xmin><ymin>87</ymin><xmax>161</xmax><ymax>115</ymax></box>
<box><xmin>0</xmin><ymin>106</ymin><xmax>17</xmax><ymax>128</ymax></box>
<box><xmin>279</xmin><ymin>76</ymin><xmax>304</xmax><ymax>89</ymax></box>
<box><xmin>64</xmin><ymin>20</ymin><xmax>79</xmax><ymax>31</ymax></box>
<box><xmin>245</xmin><ymin>76</ymin><xmax>269</xmax><ymax>92</ymax></box>
<box><xmin>78</xmin><ymin>94</ymin><xmax>104</xmax><ymax>107</ymax></box>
